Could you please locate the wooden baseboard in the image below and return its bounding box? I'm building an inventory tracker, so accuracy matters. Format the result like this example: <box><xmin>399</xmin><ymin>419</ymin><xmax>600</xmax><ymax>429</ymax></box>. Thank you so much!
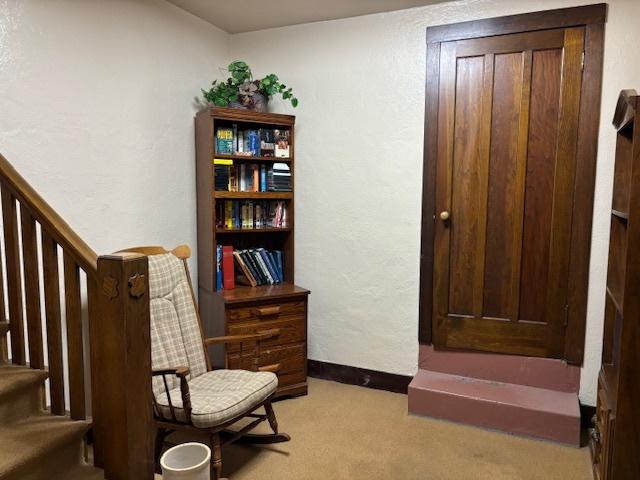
<box><xmin>307</xmin><ymin>360</ymin><xmax>412</xmax><ymax>394</ymax></box>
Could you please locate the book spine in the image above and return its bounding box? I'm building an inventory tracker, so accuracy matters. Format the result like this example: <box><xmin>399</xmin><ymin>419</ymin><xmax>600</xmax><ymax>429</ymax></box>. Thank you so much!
<box><xmin>216</xmin><ymin>245</ymin><xmax>223</xmax><ymax>290</ymax></box>
<box><xmin>260</xmin><ymin>165</ymin><xmax>267</xmax><ymax>192</ymax></box>
<box><xmin>224</xmin><ymin>202</ymin><xmax>233</xmax><ymax>229</ymax></box>
<box><xmin>246</xmin><ymin>250</ymin><xmax>267</xmax><ymax>285</ymax></box>
<box><xmin>254</xmin><ymin>250</ymin><xmax>274</xmax><ymax>285</ymax></box>
<box><xmin>259</xmin><ymin>249</ymin><xmax>280</xmax><ymax>284</ymax></box>
<box><xmin>273</xmin><ymin>250</ymin><xmax>284</xmax><ymax>282</ymax></box>
<box><xmin>222</xmin><ymin>246</ymin><xmax>235</xmax><ymax>289</ymax></box>
<box><xmin>252</xmin><ymin>165</ymin><xmax>259</xmax><ymax>193</ymax></box>
<box><xmin>266</xmin><ymin>251</ymin><xmax>282</xmax><ymax>283</ymax></box>
<box><xmin>240</xmin><ymin>164</ymin><xmax>246</xmax><ymax>192</ymax></box>
<box><xmin>233</xmin><ymin>251</ymin><xmax>257</xmax><ymax>287</ymax></box>
<box><xmin>240</xmin><ymin>250</ymin><xmax>263</xmax><ymax>285</ymax></box>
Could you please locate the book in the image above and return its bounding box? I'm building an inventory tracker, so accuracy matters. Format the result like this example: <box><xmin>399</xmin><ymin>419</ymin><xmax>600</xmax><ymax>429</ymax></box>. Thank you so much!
<box><xmin>243</xmin><ymin>250</ymin><xmax>267</xmax><ymax>285</ymax></box>
<box><xmin>222</xmin><ymin>245</ymin><xmax>235</xmax><ymax>289</ymax></box>
<box><xmin>274</xmin><ymin>130</ymin><xmax>290</xmax><ymax>158</ymax></box>
<box><xmin>258</xmin><ymin>248</ymin><xmax>280</xmax><ymax>284</ymax></box>
<box><xmin>252</xmin><ymin>165</ymin><xmax>259</xmax><ymax>193</ymax></box>
<box><xmin>267</xmin><ymin>250</ymin><xmax>282</xmax><ymax>283</ymax></box>
<box><xmin>252</xmin><ymin>250</ymin><xmax>274</xmax><ymax>284</ymax></box>
<box><xmin>233</xmin><ymin>251</ymin><xmax>257</xmax><ymax>287</ymax></box>
<box><xmin>260</xmin><ymin>165</ymin><xmax>267</xmax><ymax>192</ymax></box>
<box><xmin>247</xmin><ymin>130</ymin><xmax>260</xmax><ymax>155</ymax></box>
<box><xmin>224</xmin><ymin>202</ymin><xmax>233</xmax><ymax>229</ymax></box>
<box><xmin>273</xmin><ymin>250</ymin><xmax>284</xmax><ymax>281</ymax></box>
<box><xmin>216</xmin><ymin>245</ymin><xmax>223</xmax><ymax>290</ymax></box>
<box><xmin>216</xmin><ymin>128</ymin><xmax>234</xmax><ymax>154</ymax></box>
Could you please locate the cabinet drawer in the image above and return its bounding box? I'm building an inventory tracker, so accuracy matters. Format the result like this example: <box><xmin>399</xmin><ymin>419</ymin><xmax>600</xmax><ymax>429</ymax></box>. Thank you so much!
<box><xmin>226</xmin><ymin>300</ymin><xmax>306</xmax><ymax>325</ymax></box>
<box><xmin>226</xmin><ymin>316</ymin><xmax>305</xmax><ymax>352</ymax></box>
<box><xmin>227</xmin><ymin>342</ymin><xmax>306</xmax><ymax>387</ymax></box>
<box><xmin>591</xmin><ymin>380</ymin><xmax>615</xmax><ymax>480</ymax></box>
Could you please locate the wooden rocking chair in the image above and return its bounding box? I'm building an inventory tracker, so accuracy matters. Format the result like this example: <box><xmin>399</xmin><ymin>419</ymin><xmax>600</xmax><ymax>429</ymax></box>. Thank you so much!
<box><xmin>119</xmin><ymin>245</ymin><xmax>290</xmax><ymax>479</ymax></box>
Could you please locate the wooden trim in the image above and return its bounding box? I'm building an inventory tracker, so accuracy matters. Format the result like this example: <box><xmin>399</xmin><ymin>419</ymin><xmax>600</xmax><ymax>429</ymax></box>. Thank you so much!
<box><xmin>418</xmin><ymin>41</ymin><xmax>441</xmax><ymax>344</ymax></box>
<box><xmin>307</xmin><ymin>360</ymin><xmax>412</xmax><ymax>394</ymax></box>
<box><xmin>565</xmin><ymin>22</ymin><xmax>605</xmax><ymax>365</ymax></box>
<box><xmin>208</xmin><ymin>107</ymin><xmax>295</xmax><ymax>126</ymax></box>
<box><xmin>426</xmin><ymin>4</ymin><xmax>607</xmax><ymax>43</ymax></box>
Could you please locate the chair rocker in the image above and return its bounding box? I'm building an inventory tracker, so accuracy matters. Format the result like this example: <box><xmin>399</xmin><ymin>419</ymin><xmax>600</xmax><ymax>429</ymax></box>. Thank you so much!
<box><xmin>121</xmin><ymin>245</ymin><xmax>290</xmax><ymax>479</ymax></box>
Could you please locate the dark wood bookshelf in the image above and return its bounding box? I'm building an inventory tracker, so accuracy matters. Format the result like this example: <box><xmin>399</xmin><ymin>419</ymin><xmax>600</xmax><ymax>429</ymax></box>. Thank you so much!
<box><xmin>195</xmin><ymin>107</ymin><xmax>309</xmax><ymax>398</ymax></box>
<box><xmin>590</xmin><ymin>90</ymin><xmax>640</xmax><ymax>480</ymax></box>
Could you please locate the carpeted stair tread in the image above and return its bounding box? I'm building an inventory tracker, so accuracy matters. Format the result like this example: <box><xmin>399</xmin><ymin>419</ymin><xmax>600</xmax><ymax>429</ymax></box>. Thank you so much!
<box><xmin>0</xmin><ymin>365</ymin><xmax>48</xmax><ymax>402</ymax></box>
<box><xmin>0</xmin><ymin>415</ymin><xmax>90</xmax><ymax>479</ymax></box>
<box><xmin>58</xmin><ymin>465</ymin><xmax>105</xmax><ymax>480</ymax></box>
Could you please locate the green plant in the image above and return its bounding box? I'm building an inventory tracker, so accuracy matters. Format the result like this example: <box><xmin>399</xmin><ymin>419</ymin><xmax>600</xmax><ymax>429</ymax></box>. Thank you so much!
<box><xmin>202</xmin><ymin>61</ymin><xmax>298</xmax><ymax>108</ymax></box>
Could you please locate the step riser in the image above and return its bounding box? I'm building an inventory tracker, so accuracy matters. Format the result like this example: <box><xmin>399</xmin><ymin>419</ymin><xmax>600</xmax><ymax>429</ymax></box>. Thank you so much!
<box><xmin>408</xmin><ymin>378</ymin><xmax>581</xmax><ymax>445</ymax></box>
<box><xmin>0</xmin><ymin>382</ymin><xmax>44</xmax><ymax>424</ymax></box>
<box><xmin>7</xmin><ymin>438</ymin><xmax>85</xmax><ymax>480</ymax></box>
<box><xmin>418</xmin><ymin>345</ymin><xmax>580</xmax><ymax>392</ymax></box>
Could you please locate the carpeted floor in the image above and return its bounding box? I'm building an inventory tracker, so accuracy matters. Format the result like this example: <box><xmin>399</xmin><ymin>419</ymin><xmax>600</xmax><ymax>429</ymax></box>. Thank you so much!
<box><xmin>166</xmin><ymin>377</ymin><xmax>592</xmax><ymax>480</ymax></box>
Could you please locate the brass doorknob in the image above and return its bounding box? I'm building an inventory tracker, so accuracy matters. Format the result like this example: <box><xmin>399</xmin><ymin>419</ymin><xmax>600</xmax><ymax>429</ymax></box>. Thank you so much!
<box><xmin>439</xmin><ymin>211</ymin><xmax>450</xmax><ymax>221</ymax></box>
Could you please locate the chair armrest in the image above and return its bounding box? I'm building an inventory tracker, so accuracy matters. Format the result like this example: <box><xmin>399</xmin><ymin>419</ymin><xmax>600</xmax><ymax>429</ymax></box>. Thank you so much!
<box><xmin>152</xmin><ymin>366</ymin><xmax>190</xmax><ymax>377</ymax></box>
<box><xmin>151</xmin><ymin>367</ymin><xmax>192</xmax><ymax>425</ymax></box>
<box><xmin>203</xmin><ymin>328</ymin><xmax>280</xmax><ymax>346</ymax></box>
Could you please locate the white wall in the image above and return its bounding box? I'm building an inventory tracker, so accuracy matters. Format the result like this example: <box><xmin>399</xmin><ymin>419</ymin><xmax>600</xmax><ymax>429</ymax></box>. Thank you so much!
<box><xmin>0</xmin><ymin>0</ymin><xmax>228</xmax><ymax>259</ymax></box>
<box><xmin>230</xmin><ymin>0</ymin><xmax>640</xmax><ymax>405</ymax></box>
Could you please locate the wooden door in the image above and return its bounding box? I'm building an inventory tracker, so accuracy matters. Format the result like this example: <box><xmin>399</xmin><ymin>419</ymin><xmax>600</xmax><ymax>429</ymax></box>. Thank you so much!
<box><xmin>432</xmin><ymin>27</ymin><xmax>585</xmax><ymax>358</ymax></box>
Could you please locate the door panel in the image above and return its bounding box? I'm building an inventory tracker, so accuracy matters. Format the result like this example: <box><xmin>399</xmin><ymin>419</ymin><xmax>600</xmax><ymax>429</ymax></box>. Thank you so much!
<box><xmin>433</xmin><ymin>27</ymin><xmax>585</xmax><ymax>358</ymax></box>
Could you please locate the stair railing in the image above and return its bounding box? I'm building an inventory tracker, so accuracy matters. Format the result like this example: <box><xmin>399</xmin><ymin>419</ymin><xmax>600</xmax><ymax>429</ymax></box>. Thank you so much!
<box><xmin>0</xmin><ymin>154</ymin><xmax>153</xmax><ymax>480</ymax></box>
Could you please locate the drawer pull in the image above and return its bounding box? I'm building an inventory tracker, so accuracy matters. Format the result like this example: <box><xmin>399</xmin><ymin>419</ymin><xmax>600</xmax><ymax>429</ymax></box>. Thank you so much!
<box><xmin>254</xmin><ymin>306</ymin><xmax>281</xmax><ymax>317</ymax></box>
<box><xmin>590</xmin><ymin>427</ymin><xmax>601</xmax><ymax>443</ymax></box>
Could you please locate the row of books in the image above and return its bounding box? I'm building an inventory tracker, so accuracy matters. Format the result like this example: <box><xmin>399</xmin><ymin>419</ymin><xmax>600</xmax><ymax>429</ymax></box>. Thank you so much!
<box><xmin>214</xmin><ymin>159</ymin><xmax>291</xmax><ymax>192</ymax></box>
<box><xmin>216</xmin><ymin>201</ymin><xmax>289</xmax><ymax>230</ymax></box>
<box><xmin>215</xmin><ymin>126</ymin><xmax>290</xmax><ymax>158</ymax></box>
<box><xmin>216</xmin><ymin>245</ymin><xmax>285</xmax><ymax>289</ymax></box>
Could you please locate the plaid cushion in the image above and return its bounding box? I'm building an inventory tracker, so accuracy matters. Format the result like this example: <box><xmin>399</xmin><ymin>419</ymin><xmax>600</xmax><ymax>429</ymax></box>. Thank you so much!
<box><xmin>148</xmin><ymin>253</ymin><xmax>207</xmax><ymax>395</ymax></box>
<box><xmin>155</xmin><ymin>369</ymin><xmax>278</xmax><ymax>427</ymax></box>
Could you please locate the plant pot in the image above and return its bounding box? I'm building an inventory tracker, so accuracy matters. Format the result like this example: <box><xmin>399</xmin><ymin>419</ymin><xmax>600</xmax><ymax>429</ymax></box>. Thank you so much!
<box><xmin>161</xmin><ymin>442</ymin><xmax>211</xmax><ymax>480</ymax></box>
<box><xmin>228</xmin><ymin>92</ymin><xmax>269</xmax><ymax>112</ymax></box>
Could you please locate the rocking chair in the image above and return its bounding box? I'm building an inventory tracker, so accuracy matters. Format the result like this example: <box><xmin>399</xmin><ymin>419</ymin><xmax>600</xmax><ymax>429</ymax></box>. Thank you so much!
<box><xmin>120</xmin><ymin>245</ymin><xmax>290</xmax><ymax>479</ymax></box>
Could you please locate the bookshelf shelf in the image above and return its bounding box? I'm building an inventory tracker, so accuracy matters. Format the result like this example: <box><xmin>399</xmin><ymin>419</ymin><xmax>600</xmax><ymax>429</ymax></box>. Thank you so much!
<box><xmin>215</xmin><ymin>227</ymin><xmax>291</xmax><ymax>234</ymax></box>
<box><xmin>214</xmin><ymin>153</ymin><xmax>292</xmax><ymax>163</ymax></box>
<box><xmin>195</xmin><ymin>107</ymin><xmax>308</xmax><ymax>399</ymax></box>
<box><xmin>214</xmin><ymin>191</ymin><xmax>293</xmax><ymax>200</ymax></box>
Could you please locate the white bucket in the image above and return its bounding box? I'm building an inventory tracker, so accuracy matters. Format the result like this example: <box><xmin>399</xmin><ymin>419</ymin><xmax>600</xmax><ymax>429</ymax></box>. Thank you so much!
<box><xmin>161</xmin><ymin>442</ymin><xmax>211</xmax><ymax>480</ymax></box>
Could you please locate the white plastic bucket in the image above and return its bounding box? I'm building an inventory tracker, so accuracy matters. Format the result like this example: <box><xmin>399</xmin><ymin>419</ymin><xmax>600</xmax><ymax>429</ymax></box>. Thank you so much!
<box><xmin>161</xmin><ymin>442</ymin><xmax>211</xmax><ymax>480</ymax></box>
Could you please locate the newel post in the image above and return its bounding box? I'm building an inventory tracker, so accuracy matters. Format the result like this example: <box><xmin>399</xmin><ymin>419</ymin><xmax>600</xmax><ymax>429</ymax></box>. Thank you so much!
<box><xmin>92</xmin><ymin>253</ymin><xmax>154</xmax><ymax>480</ymax></box>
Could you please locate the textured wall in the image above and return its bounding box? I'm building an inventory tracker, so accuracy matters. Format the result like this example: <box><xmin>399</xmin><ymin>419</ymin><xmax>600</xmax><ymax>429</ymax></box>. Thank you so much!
<box><xmin>230</xmin><ymin>0</ymin><xmax>640</xmax><ymax>405</ymax></box>
<box><xmin>0</xmin><ymin>0</ymin><xmax>228</xmax><ymax>259</ymax></box>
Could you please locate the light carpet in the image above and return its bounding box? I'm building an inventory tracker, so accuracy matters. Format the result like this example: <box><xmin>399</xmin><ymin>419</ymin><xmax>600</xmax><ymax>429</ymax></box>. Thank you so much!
<box><xmin>165</xmin><ymin>377</ymin><xmax>592</xmax><ymax>480</ymax></box>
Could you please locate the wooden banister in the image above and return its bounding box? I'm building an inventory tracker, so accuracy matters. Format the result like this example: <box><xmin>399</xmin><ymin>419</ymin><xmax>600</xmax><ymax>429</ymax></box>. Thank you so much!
<box><xmin>0</xmin><ymin>155</ymin><xmax>155</xmax><ymax>479</ymax></box>
<box><xmin>0</xmin><ymin>154</ymin><xmax>98</xmax><ymax>275</ymax></box>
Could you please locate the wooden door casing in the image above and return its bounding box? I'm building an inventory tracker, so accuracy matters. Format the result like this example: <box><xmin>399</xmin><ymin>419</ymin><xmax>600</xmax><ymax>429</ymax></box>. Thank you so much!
<box><xmin>432</xmin><ymin>27</ymin><xmax>585</xmax><ymax>358</ymax></box>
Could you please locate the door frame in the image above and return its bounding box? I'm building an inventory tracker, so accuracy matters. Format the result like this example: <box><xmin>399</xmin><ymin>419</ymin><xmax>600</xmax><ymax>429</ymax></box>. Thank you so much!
<box><xmin>418</xmin><ymin>4</ymin><xmax>607</xmax><ymax>365</ymax></box>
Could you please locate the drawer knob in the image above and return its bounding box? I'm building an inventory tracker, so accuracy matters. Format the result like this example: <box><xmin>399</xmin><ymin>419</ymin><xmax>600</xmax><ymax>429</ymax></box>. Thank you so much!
<box><xmin>254</xmin><ymin>306</ymin><xmax>281</xmax><ymax>317</ymax></box>
<box><xmin>590</xmin><ymin>427</ymin><xmax>601</xmax><ymax>443</ymax></box>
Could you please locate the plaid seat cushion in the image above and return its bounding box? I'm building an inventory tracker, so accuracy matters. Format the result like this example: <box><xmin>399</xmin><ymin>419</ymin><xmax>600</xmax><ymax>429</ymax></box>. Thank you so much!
<box><xmin>155</xmin><ymin>369</ymin><xmax>278</xmax><ymax>428</ymax></box>
<box><xmin>148</xmin><ymin>253</ymin><xmax>208</xmax><ymax>396</ymax></box>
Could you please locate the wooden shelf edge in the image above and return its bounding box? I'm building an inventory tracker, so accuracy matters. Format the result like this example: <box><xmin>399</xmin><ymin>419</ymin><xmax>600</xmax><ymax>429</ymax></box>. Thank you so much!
<box><xmin>215</xmin><ymin>228</ymin><xmax>291</xmax><ymax>234</ymax></box>
<box><xmin>208</xmin><ymin>107</ymin><xmax>295</xmax><ymax>126</ymax></box>
<box><xmin>214</xmin><ymin>154</ymin><xmax>292</xmax><ymax>163</ymax></box>
<box><xmin>216</xmin><ymin>283</ymin><xmax>310</xmax><ymax>304</ymax></box>
<box><xmin>214</xmin><ymin>191</ymin><xmax>293</xmax><ymax>200</ymax></box>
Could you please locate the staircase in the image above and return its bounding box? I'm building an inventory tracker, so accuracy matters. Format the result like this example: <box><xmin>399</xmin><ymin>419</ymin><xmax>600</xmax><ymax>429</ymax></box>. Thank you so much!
<box><xmin>0</xmin><ymin>154</ymin><xmax>155</xmax><ymax>479</ymax></box>
<box><xmin>0</xmin><ymin>365</ymin><xmax>103</xmax><ymax>480</ymax></box>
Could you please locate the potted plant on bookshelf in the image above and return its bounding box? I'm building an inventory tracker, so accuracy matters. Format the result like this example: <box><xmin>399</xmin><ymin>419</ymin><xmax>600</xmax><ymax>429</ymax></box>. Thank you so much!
<box><xmin>202</xmin><ymin>61</ymin><xmax>298</xmax><ymax>112</ymax></box>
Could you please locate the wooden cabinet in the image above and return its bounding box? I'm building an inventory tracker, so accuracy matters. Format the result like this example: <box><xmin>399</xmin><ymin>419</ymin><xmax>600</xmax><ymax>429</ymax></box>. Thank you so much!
<box><xmin>590</xmin><ymin>90</ymin><xmax>640</xmax><ymax>479</ymax></box>
<box><xmin>194</xmin><ymin>107</ymin><xmax>309</xmax><ymax>398</ymax></box>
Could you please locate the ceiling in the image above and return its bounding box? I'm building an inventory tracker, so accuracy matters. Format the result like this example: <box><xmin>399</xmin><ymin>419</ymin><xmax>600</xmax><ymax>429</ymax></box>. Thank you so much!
<box><xmin>166</xmin><ymin>0</ymin><xmax>444</xmax><ymax>34</ymax></box>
